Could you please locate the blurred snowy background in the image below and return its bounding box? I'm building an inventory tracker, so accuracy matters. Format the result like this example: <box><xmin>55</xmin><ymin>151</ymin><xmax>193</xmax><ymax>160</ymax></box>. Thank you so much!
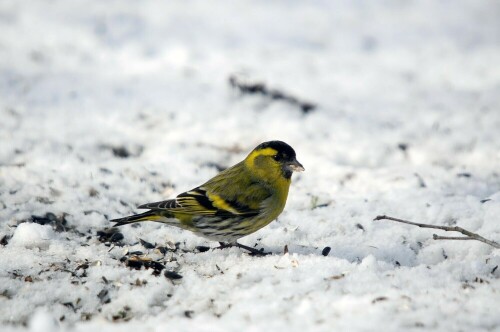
<box><xmin>1</xmin><ymin>0</ymin><xmax>499</xmax><ymax>331</ymax></box>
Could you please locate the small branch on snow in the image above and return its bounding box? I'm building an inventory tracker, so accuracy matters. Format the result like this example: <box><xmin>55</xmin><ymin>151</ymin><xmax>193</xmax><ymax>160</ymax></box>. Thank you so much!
<box><xmin>432</xmin><ymin>234</ymin><xmax>475</xmax><ymax>241</ymax></box>
<box><xmin>229</xmin><ymin>75</ymin><xmax>317</xmax><ymax>114</ymax></box>
<box><xmin>373</xmin><ymin>215</ymin><xmax>500</xmax><ymax>249</ymax></box>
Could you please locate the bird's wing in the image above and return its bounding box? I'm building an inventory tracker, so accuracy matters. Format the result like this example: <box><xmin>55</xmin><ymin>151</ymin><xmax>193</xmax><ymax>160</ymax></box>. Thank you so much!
<box><xmin>137</xmin><ymin>187</ymin><xmax>261</xmax><ymax>218</ymax></box>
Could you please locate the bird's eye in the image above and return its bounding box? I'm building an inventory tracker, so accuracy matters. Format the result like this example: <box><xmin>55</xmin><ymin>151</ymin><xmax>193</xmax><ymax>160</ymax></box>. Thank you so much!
<box><xmin>273</xmin><ymin>154</ymin><xmax>280</xmax><ymax>161</ymax></box>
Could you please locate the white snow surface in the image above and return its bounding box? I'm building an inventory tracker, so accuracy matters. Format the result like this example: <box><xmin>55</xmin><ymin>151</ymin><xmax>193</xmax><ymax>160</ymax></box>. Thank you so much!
<box><xmin>1</xmin><ymin>0</ymin><xmax>500</xmax><ymax>331</ymax></box>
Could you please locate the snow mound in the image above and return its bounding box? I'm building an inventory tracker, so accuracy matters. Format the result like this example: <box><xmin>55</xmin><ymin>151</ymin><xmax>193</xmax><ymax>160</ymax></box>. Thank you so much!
<box><xmin>10</xmin><ymin>223</ymin><xmax>56</xmax><ymax>249</ymax></box>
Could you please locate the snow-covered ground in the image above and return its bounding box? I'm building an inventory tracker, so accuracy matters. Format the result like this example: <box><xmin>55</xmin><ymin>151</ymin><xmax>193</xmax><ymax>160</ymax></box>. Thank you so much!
<box><xmin>1</xmin><ymin>0</ymin><xmax>499</xmax><ymax>331</ymax></box>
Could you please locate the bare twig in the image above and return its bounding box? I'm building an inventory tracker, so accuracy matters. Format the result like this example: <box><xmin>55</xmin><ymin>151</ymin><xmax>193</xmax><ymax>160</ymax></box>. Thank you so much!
<box><xmin>229</xmin><ymin>75</ymin><xmax>317</xmax><ymax>114</ymax></box>
<box><xmin>432</xmin><ymin>234</ymin><xmax>475</xmax><ymax>241</ymax></box>
<box><xmin>374</xmin><ymin>215</ymin><xmax>500</xmax><ymax>249</ymax></box>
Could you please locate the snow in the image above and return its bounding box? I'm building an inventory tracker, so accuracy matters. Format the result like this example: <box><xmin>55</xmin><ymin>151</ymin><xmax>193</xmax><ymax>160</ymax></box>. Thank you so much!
<box><xmin>29</xmin><ymin>311</ymin><xmax>58</xmax><ymax>332</ymax></box>
<box><xmin>1</xmin><ymin>0</ymin><xmax>499</xmax><ymax>331</ymax></box>
<box><xmin>9</xmin><ymin>223</ymin><xmax>56</xmax><ymax>249</ymax></box>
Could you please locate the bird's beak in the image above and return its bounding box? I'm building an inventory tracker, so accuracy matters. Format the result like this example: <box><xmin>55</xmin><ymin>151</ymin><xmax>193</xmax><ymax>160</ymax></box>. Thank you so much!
<box><xmin>286</xmin><ymin>159</ymin><xmax>305</xmax><ymax>172</ymax></box>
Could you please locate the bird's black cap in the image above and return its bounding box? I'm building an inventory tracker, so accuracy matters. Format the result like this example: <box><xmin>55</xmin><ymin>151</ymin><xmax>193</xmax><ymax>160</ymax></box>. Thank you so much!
<box><xmin>255</xmin><ymin>140</ymin><xmax>303</xmax><ymax>178</ymax></box>
<box><xmin>255</xmin><ymin>140</ymin><xmax>296</xmax><ymax>161</ymax></box>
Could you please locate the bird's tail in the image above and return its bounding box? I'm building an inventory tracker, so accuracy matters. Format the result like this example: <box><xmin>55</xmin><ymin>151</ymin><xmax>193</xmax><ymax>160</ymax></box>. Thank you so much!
<box><xmin>110</xmin><ymin>211</ymin><xmax>164</xmax><ymax>227</ymax></box>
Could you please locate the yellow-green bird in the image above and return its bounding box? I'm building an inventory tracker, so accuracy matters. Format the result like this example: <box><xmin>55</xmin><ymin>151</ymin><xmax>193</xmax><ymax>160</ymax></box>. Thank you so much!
<box><xmin>111</xmin><ymin>140</ymin><xmax>304</xmax><ymax>255</ymax></box>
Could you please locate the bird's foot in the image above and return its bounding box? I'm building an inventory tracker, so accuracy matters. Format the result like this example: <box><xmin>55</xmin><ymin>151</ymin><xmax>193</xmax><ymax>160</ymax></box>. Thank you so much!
<box><xmin>216</xmin><ymin>242</ymin><xmax>270</xmax><ymax>256</ymax></box>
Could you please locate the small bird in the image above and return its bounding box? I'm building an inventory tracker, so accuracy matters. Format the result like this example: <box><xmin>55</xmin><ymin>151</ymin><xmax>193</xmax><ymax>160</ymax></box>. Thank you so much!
<box><xmin>111</xmin><ymin>140</ymin><xmax>304</xmax><ymax>255</ymax></box>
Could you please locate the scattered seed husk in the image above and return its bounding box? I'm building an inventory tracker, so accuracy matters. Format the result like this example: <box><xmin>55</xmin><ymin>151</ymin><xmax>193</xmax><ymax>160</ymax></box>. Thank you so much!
<box><xmin>156</xmin><ymin>246</ymin><xmax>169</xmax><ymax>255</ymax></box>
<box><xmin>140</xmin><ymin>238</ymin><xmax>155</xmax><ymax>249</ymax></box>
<box><xmin>76</xmin><ymin>263</ymin><xmax>89</xmax><ymax>270</ymax></box>
<box><xmin>88</xmin><ymin>188</ymin><xmax>99</xmax><ymax>197</ymax></box>
<box><xmin>0</xmin><ymin>235</ymin><xmax>10</xmax><ymax>246</ymax></box>
<box><xmin>97</xmin><ymin>228</ymin><xmax>124</xmax><ymax>243</ymax></box>
<box><xmin>372</xmin><ymin>296</ymin><xmax>388</xmax><ymax>304</ymax></box>
<box><xmin>355</xmin><ymin>223</ymin><xmax>365</xmax><ymax>231</ymax></box>
<box><xmin>326</xmin><ymin>273</ymin><xmax>345</xmax><ymax>280</ymax></box>
<box><xmin>97</xmin><ymin>289</ymin><xmax>110</xmax><ymax>304</ymax></box>
<box><xmin>195</xmin><ymin>246</ymin><xmax>210</xmax><ymax>253</ymax></box>
<box><xmin>164</xmin><ymin>270</ymin><xmax>183</xmax><ymax>280</ymax></box>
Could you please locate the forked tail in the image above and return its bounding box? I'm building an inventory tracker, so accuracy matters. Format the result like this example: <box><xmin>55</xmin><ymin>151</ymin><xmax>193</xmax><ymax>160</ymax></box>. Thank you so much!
<box><xmin>110</xmin><ymin>211</ymin><xmax>160</xmax><ymax>227</ymax></box>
